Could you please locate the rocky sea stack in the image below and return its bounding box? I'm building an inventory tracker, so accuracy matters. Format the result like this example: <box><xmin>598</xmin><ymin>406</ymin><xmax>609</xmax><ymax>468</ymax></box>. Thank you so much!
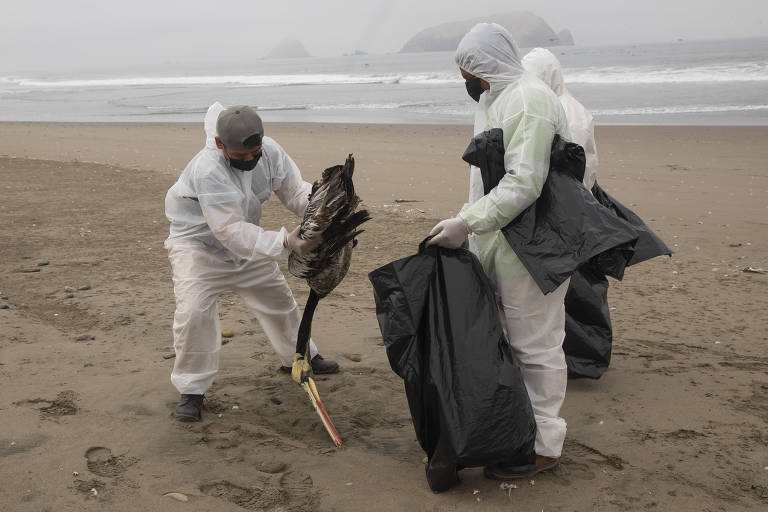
<box><xmin>266</xmin><ymin>38</ymin><xmax>311</xmax><ymax>59</ymax></box>
<box><xmin>401</xmin><ymin>11</ymin><xmax>574</xmax><ymax>53</ymax></box>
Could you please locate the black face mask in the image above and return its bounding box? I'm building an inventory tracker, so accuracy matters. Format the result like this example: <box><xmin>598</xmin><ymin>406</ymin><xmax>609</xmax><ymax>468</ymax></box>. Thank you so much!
<box><xmin>465</xmin><ymin>76</ymin><xmax>484</xmax><ymax>102</ymax></box>
<box><xmin>228</xmin><ymin>152</ymin><xmax>261</xmax><ymax>171</ymax></box>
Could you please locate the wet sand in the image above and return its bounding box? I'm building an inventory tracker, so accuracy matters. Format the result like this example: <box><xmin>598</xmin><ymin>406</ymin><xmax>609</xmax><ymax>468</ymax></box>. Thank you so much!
<box><xmin>1</xmin><ymin>122</ymin><xmax>767</xmax><ymax>511</ymax></box>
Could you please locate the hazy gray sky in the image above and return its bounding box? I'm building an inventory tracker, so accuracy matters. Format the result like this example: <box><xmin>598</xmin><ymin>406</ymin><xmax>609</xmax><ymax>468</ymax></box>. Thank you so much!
<box><xmin>1</xmin><ymin>0</ymin><xmax>766</xmax><ymax>71</ymax></box>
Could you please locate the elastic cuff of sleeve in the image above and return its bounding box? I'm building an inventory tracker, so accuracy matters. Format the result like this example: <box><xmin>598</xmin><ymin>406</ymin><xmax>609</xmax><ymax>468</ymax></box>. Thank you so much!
<box><xmin>276</xmin><ymin>227</ymin><xmax>291</xmax><ymax>260</ymax></box>
<box><xmin>457</xmin><ymin>213</ymin><xmax>473</xmax><ymax>235</ymax></box>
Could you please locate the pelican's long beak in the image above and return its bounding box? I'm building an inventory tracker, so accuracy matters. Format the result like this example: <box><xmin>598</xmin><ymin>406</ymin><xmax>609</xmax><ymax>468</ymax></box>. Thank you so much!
<box><xmin>302</xmin><ymin>378</ymin><xmax>342</xmax><ymax>447</ymax></box>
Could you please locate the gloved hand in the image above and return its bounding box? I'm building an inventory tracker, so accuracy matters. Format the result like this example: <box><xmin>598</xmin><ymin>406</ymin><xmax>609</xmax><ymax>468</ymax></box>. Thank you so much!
<box><xmin>427</xmin><ymin>217</ymin><xmax>470</xmax><ymax>249</ymax></box>
<box><xmin>285</xmin><ymin>226</ymin><xmax>322</xmax><ymax>256</ymax></box>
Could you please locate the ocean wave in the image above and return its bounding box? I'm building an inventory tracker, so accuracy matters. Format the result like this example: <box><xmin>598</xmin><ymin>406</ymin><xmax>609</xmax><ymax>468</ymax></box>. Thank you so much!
<box><xmin>311</xmin><ymin>101</ymin><xmax>472</xmax><ymax>116</ymax></box>
<box><xmin>593</xmin><ymin>104</ymin><xmax>768</xmax><ymax>116</ymax></box>
<box><xmin>566</xmin><ymin>62</ymin><xmax>768</xmax><ymax>84</ymax></box>
<box><xmin>143</xmin><ymin>101</ymin><xmax>768</xmax><ymax>118</ymax></box>
<box><xmin>5</xmin><ymin>62</ymin><xmax>765</xmax><ymax>90</ymax></box>
<box><xmin>4</xmin><ymin>60</ymin><xmax>766</xmax><ymax>91</ymax></box>
<box><xmin>7</xmin><ymin>72</ymin><xmax>460</xmax><ymax>89</ymax></box>
<box><xmin>144</xmin><ymin>104</ymin><xmax>309</xmax><ymax>114</ymax></box>
<box><xmin>312</xmin><ymin>102</ymin><xmax>403</xmax><ymax>110</ymax></box>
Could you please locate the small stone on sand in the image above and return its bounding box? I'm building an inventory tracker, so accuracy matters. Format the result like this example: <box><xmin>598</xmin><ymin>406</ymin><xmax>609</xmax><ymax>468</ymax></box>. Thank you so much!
<box><xmin>343</xmin><ymin>353</ymin><xmax>362</xmax><ymax>362</ymax></box>
<box><xmin>37</xmin><ymin>260</ymin><xmax>49</xmax><ymax>266</ymax></box>
<box><xmin>78</xmin><ymin>285</ymin><xmax>91</xmax><ymax>291</ymax></box>
<box><xmin>221</xmin><ymin>329</ymin><xmax>234</xmax><ymax>338</ymax></box>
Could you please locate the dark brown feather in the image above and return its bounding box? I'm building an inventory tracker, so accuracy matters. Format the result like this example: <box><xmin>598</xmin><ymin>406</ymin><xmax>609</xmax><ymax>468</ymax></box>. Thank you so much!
<box><xmin>288</xmin><ymin>154</ymin><xmax>371</xmax><ymax>298</ymax></box>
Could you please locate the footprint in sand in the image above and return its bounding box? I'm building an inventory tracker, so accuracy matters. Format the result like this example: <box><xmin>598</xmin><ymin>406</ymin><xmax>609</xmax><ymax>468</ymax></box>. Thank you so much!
<box><xmin>73</xmin><ymin>478</ymin><xmax>107</xmax><ymax>499</ymax></box>
<box><xmin>85</xmin><ymin>446</ymin><xmax>137</xmax><ymax>477</ymax></box>
<box><xmin>40</xmin><ymin>391</ymin><xmax>79</xmax><ymax>416</ymax></box>
<box><xmin>14</xmin><ymin>390</ymin><xmax>79</xmax><ymax>417</ymax></box>
<box><xmin>201</xmin><ymin>471</ymin><xmax>316</xmax><ymax>511</ymax></box>
<box><xmin>547</xmin><ymin>460</ymin><xmax>596</xmax><ymax>486</ymax></box>
<box><xmin>253</xmin><ymin>459</ymin><xmax>287</xmax><ymax>474</ymax></box>
<box><xmin>545</xmin><ymin>438</ymin><xmax>626</xmax><ymax>486</ymax></box>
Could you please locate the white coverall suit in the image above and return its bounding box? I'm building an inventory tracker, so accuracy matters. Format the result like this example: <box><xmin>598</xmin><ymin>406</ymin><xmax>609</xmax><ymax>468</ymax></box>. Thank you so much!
<box><xmin>523</xmin><ymin>47</ymin><xmax>599</xmax><ymax>190</ymax></box>
<box><xmin>455</xmin><ymin>24</ymin><xmax>572</xmax><ymax>458</ymax></box>
<box><xmin>164</xmin><ymin>102</ymin><xmax>317</xmax><ymax>395</ymax></box>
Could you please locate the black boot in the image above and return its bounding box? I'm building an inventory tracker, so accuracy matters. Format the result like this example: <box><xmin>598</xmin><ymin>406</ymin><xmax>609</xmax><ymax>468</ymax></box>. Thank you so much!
<box><xmin>174</xmin><ymin>394</ymin><xmax>203</xmax><ymax>422</ymax></box>
<box><xmin>309</xmin><ymin>354</ymin><xmax>340</xmax><ymax>374</ymax></box>
<box><xmin>280</xmin><ymin>354</ymin><xmax>340</xmax><ymax>375</ymax></box>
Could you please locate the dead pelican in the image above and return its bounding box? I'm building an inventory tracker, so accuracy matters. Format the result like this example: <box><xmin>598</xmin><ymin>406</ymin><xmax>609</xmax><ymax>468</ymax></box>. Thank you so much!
<box><xmin>287</xmin><ymin>154</ymin><xmax>370</xmax><ymax>446</ymax></box>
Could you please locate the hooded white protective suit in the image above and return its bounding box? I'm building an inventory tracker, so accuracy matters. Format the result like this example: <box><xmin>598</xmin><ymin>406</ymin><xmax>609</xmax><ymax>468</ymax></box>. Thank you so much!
<box><xmin>454</xmin><ymin>23</ymin><xmax>571</xmax><ymax>458</ymax></box>
<box><xmin>523</xmin><ymin>47</ymin><xmax>598</xmax><ymax>190</ymax></box>
<box><xmin>164</xmin><ymin>102</ymin><xmax>317</xmax><ymax>395</ymax></box>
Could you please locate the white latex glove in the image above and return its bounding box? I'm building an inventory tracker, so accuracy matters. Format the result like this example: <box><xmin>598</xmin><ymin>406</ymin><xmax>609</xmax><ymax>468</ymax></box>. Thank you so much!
<box><xmin>427</xmin><ymin>217</ymin><xmax>470</xmax><ymax>249</ymax></box>
<box><xmin>284</xmin><ymin>226</ymin><xmax>322</xmax><ymax>256</ymax></box>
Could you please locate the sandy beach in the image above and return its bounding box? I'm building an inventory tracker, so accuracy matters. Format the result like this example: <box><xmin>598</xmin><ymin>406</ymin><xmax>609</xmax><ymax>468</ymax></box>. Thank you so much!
<box><xmin>1</xmin><ymin>121</ymin><xmax>767</xmax><ymax>511</ymax></box>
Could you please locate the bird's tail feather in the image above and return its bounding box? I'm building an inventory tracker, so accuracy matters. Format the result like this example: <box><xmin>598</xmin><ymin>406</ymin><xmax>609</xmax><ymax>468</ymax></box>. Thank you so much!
<box><xmin>321</xmin><ymin>209</ymin><xmax>371</xmax><ymax>244</ymax></box>
<box><xmin>324</xmin><ymin>229</ymin><xmax>366</xmax><ymax>256</ymax></box>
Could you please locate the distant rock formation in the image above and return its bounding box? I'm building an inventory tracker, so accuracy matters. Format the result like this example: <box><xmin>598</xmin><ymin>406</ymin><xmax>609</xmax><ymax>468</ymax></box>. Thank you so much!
<box><xmin>400</xmin><ymin>11</ymin><xmax>573</xmax><ymax>53</ymax></box>
<box><xmin>266</xmin><ymin>38</ymin><xmax>310</xmax><ymax>59</ymax></box>
<box><xmin>557</xmin><ymin>29</ymin><xmax>575</xmax><ymax>46</ymax></box>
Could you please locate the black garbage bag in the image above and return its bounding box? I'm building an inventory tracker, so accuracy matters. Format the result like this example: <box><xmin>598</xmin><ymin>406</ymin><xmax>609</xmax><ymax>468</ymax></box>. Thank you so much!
<box><xmin>563</xmin><ymin>182</ymin><xmax>673</xmax><ymax>379</ymax></box>
<box><xmin>591</xmin><ymin>182</ymin><xmax>673</xmax><ymax>266</ymax></box>
<box><xmin>369</xmin><ymin>240</ymin><xmax>536</xmax><ymax>493</ymax></box>
<box><xmin>563</xmin><ymin>262</ymin><xmax>612</xmax><ymax>378</ymax></box>
<box><xmin>461</xmin><ymin>127</ymin><xmax>506</xmax><ymax>195</ymax></box>
<box><xmin>462</xmin><ymin>130</ymin><xmax>640</xmax><ymax>294</ymax></box>
<box><xmin>461</xmin><ymin>129</ymin><xmax>673</xmax><ymax>379</ymax></box>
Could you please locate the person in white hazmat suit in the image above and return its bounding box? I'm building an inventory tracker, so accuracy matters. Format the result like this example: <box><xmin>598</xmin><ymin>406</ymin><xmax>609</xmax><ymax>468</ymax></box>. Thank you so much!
<box><xmin>165</xmin><ymin>102</ymin><xmax>339</xmax><ymax>422</ymax></box>
<box><xmin>427</xmin><ymin>23</ymin><xmax>572</xmax><ymax>479</ymax></box>
<box><xmin>523</xmin><ymin>47</ymin><xmax>598</xmax><ymax>190</ymax></box>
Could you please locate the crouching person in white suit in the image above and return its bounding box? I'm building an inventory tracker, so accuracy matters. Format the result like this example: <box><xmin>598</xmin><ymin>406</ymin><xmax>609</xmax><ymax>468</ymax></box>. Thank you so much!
<box><xmin>164</xmin><ymin>102</ymin><xmax>339</xmax><ymax>422</ymax></box>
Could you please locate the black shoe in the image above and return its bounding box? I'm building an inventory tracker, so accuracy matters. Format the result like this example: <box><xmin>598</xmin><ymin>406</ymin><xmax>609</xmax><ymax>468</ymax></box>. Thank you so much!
<box><xmin>309</xmin><ymin>354</ymin><xmax>340</xmax><ymax>374</ymax></box>
<box><xmin>280</xmin><ymin>354</ymin><xmax>340</xmax><ymax>375</ymax></box>
<box><xmin>484</xmin><ymin>456</ymin><xmax>560</xmax><ymax>480</ymax></box>
<box><xmin>174</xmin><ymin>394</ymin><xmax>203</xmax><ymax>422</ymax></box>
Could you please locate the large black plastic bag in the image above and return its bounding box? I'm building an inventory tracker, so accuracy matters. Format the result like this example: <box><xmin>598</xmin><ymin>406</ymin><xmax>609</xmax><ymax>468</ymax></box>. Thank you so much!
<box><xmin>369</xmin><ymin>240</ymin><xmax>536</xmax><ymax>493</ymax></box>
<box><xmin>563</xmin><ymin>182</ymin><xmax>673</xmax><ymax>378</ymax></box>
<box><xmin>462</xmin><ymin>129</ymin><xmax>670</xmax><ymax>379</ymax></box>
<box><xmin>591</xmin><ymin>182</ymin><xmax>672</xmax><ymax>266</ymax></box>
<box><xmin>462</xmin><ymin>130</ymin><xmax>640</xmax><ymax>294</ymax></box>
<box><xmin>563</xmin><ymin>262</ymin><xmax>612</xmax><ymax>378</ymax></box>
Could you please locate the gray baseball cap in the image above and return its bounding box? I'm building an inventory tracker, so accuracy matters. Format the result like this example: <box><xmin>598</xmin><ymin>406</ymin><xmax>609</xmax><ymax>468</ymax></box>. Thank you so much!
<box><xmin>216</xmin><ymin>105</ymin><xmax>263</xmax><ymax>149</ymax></box>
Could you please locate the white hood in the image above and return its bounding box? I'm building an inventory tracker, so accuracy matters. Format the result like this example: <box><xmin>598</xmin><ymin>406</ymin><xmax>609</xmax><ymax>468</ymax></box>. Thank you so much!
<box><xmin>522</xmin><ymin>48</ymin><xmax>566</xmax><ymax>96</ymax></box>
<box><xmin>454</xmin><ymin>23</ymin><xmax>524</xmax><ymax>91</ymax></box>
<box><xmin>204</xmin><ymin>101</ymin><xmax>226</xmax><ymax>148</ymax></box>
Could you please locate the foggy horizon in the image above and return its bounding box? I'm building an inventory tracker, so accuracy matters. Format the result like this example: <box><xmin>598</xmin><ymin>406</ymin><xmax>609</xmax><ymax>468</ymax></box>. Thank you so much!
<box><xmin>2</xmin><ymin>0</ymin><xmax>766</xmax><ymax>73</ymax></box>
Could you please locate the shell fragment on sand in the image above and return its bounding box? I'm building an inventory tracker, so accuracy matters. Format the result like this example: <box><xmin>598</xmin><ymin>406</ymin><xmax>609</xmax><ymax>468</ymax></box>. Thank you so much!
<box><xmin>163</xmin><ymin>492</ymin><xmax>189</xmax><ymax>502</ymax></box>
